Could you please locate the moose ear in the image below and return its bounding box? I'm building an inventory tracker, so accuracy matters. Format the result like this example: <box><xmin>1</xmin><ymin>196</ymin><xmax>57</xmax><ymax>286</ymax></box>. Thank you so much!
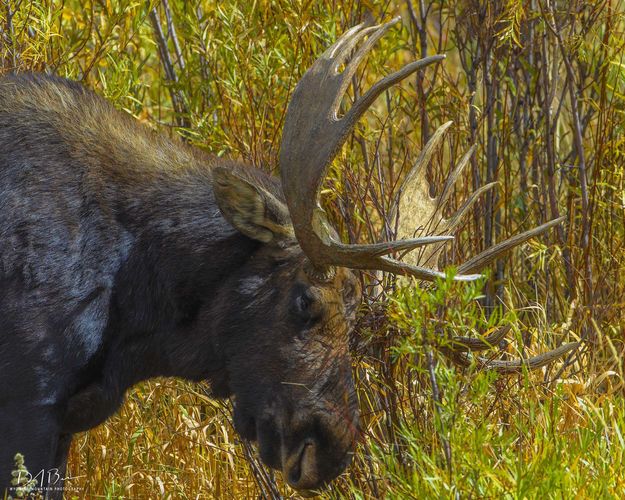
<box><xmin>212</xmin><ymin>166</ymin><xmax>293</xmax><ymax>244</ymax></box>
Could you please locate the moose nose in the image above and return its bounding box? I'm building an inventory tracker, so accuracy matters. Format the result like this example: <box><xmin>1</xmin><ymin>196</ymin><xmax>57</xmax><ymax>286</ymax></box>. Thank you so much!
<box><xmin>283</xmin><ymin>438</ymin><xmax>321</xmax><ymax>492</ymax></box>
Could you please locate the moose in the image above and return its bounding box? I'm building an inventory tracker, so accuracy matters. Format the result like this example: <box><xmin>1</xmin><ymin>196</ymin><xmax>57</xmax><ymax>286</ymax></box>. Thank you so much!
<box><xmin>0</xmin><ymin>18</ymin><xmax>576</xmax><ymax>498</ymax></box>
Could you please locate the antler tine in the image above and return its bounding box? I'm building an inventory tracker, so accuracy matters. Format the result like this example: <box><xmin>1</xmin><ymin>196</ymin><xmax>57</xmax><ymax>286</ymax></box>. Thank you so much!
<box><xmin>324</xmin><ymin>22</ymin><xmax>371</xmax><ymax>59</ymax></box>
<box><xmin>450</xmin><ymin>324</ymin><xmax>512</xmax><ymax>352</ymax></box>
<box><xmin>347</xmin><ymin>54</ymin><xmax>445</xmax><ymax>131</ymax></box>
<box><xmin>444</xmin><ymin>181</ymin><xmax>499</xmax><ymax>232</ymax></box>
<box><xmin>437</xmin><ymin>144</ymin><xmax>477</xmax><ymax>208</ymax></box>
<box><xmin>370</xmin><ymin>256</ymin><xmax>481</xmax><ymax>281</ymax></box>
<box><xmin>401</xmin><ymin>121</ymin><xmax>454</xmax><ymax>202</ymax></box>
<box><xmin>457</xmin><ymin>217</ymin><xmax>566</xmax><ymax>274</ymax></box>
<box><xmin>330</xmin><ymin>25</ymin><xmax>380</xmax><ymax>68</ymax></box>
<box><xmin>331</xmin><ymin>235</ymin><xmax>455</xmax><ymax>258</ymax></box>
<box><xmin>280</xmin><ymin>19</ymin><xmax>478</xmax><ymax>281</ymax></box>
<box><xmin>443</xmin><ymin>323</ymin><xmax>579</xmax><ymax>373</ymax></box>
<box><xmin>450</xmin><ymin>342</ymin><xmax>580</xmax><ymax>374</ymax></box>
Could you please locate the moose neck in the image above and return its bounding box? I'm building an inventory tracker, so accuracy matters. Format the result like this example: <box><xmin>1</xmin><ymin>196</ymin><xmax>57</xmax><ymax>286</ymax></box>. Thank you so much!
<box><xmin>82</xmin><ymin>159</ymin><xmax>264</xmax><ymax>403</ymax></box>
<box><xmin>108</xmin><ymin>158</ymin><xmax>262</xmax><ymax>349</ymax></box>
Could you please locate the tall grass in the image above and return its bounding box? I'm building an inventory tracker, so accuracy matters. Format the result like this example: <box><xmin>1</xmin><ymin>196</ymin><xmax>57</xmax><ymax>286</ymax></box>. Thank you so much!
<box><xmin>2</xmin><ymin>0</ymin><xmax>624</xmax><ymax>498</ymax></box>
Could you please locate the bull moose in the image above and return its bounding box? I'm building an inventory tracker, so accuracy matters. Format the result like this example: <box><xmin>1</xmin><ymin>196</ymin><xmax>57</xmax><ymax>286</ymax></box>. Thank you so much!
<box><xmin>0</xmin><ymin>18</ymin><xmax>576</xmax><ymax>498</ymax></box>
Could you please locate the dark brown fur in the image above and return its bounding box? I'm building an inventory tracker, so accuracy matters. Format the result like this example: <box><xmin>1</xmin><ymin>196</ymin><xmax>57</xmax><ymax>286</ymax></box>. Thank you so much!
<box><xmin>0</xmin><ymin>73</ymin><xmax>360</xmax><ymax>497</ymax></box>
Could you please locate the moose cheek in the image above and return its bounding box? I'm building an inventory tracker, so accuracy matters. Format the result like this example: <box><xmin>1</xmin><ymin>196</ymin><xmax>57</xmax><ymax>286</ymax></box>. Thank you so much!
<box><xmin>257</xmin><ymin>418</ymin><xmax>282</xmax><ymax>470</ymax></box>
<box><xmin>233</xmin><ymin>404</ymin><xmax>257</xmax><ymax>442</ymax></box>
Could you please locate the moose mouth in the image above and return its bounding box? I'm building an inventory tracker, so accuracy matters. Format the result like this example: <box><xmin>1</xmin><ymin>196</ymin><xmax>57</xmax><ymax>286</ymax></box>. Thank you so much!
<box><xmin>283</xmin><ymin>438</ymin><xmax>316</xmax><ymax>489</ymax></box>
<box><xmin>257</xmin><ymin>421</ymin><xmax>328</xmax><ymax>492</ymax></box>
<box><xmin>233</xmin><ymin>403</ymin><xmax>349</xmax><ymax>492</ymax></box>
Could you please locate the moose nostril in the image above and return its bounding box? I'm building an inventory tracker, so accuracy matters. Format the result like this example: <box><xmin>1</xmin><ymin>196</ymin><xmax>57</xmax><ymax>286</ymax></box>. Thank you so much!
<box><xmin>286</xmin><ymin>439</ymin><xmax>316</xmax><ymax>489</ymax></box>
<box><xmin>288</xmin><ymin>461</ymin><xmax>302</xmax><ymax>486</ymax></box>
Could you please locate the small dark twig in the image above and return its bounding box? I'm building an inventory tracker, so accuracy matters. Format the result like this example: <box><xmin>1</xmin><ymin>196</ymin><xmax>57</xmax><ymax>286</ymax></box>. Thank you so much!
<box><xmin>2</xmin><ymin>0</ymin><xmax>24</xmax><ymax>68</ymax></box>
<box><xmin>162</xmin><ymin>0</ymin><xmax>185</xmax><ymax>70</ymax></box>
<box><xmin>242</xmin><ymin>441</ymin><xmax>283</xmax><ymax>500</ymax></box>
<box><xmin>543</xmin><ymin>2</ymin><xmax>594</xmax><ymax>313</ymax></box>
<box><xmin>149</xmin><ymin>5</ymin><xmax>189</xmax><ymax>129</ymax></box>
<box><xmin>424</xmin><ymin>323</ymin><xmax>452</xmax><ymax>477</ymax></box>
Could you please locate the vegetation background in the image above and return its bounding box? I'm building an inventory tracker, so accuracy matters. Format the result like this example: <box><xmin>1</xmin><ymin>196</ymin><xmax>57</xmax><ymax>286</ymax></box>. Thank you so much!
<box><xmin>1</xmin><ymin>0</ymin><xmax>624</xmax><ymax>498</ymax></box>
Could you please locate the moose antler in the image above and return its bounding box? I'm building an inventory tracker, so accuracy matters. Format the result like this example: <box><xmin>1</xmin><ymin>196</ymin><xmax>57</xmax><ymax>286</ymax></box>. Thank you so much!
<box><xmin>393</xmin><ymin>122</ymin><xmax>578</xmax><ymax>372</ymax></box>
<box><xmin>394</xmin><ymin>121</ymin><xmax>567</xmax><ymax>273</ymax></box>
<box><xmin>280</xmin><ymin>18</ymin><xmax>578</xmax><ymax>372</ymax></box>
<box><xmin>446</xmin><ymin>339</ymin><xmax>579</xmax><ymax>373</ymax></box>
<box><xmin>444</xmin><ymin>325</ymin><xmax>578</xmax><ymax>373</ymax></box>
<box><xmin>280</xmin><ymin>17</ymin><xmax>479</xmax><ymax>282</ymax></box>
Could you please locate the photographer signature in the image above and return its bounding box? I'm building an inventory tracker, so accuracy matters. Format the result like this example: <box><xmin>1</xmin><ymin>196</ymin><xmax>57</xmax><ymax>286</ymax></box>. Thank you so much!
<box><xmin>12</xmin><ymin>468</ymin><xmax>84</xmax><ymax>488</ymax></box>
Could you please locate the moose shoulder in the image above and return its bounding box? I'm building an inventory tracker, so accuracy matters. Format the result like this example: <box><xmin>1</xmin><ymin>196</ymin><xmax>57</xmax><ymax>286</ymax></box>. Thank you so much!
<box><xmin>0</xmin><ymin>18</ymin><xmax>575</xmax><ymax>499</ymax></box>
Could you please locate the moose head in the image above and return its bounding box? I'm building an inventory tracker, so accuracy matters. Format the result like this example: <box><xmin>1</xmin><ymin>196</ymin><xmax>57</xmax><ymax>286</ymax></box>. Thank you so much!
<box><xmin>205</xmin><ymin>19</ymin><xmax>475</xmax><ymax>492</ymax></box>
<box><xmin>201</xmin><ymin>17</ymin><xmax>577</xmax><ymax>492</ymax></box>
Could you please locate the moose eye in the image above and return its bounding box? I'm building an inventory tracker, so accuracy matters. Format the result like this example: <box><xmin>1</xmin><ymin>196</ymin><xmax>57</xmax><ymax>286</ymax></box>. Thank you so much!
<box><xmin>295</xmin><ymin>293</ymin><xmax>311</xmax><ymax>314</ymax></box>
<box><xmin>290</xmin><ymin>286</ymin><xmax>321</xmax><ymax>326</ymax></box>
